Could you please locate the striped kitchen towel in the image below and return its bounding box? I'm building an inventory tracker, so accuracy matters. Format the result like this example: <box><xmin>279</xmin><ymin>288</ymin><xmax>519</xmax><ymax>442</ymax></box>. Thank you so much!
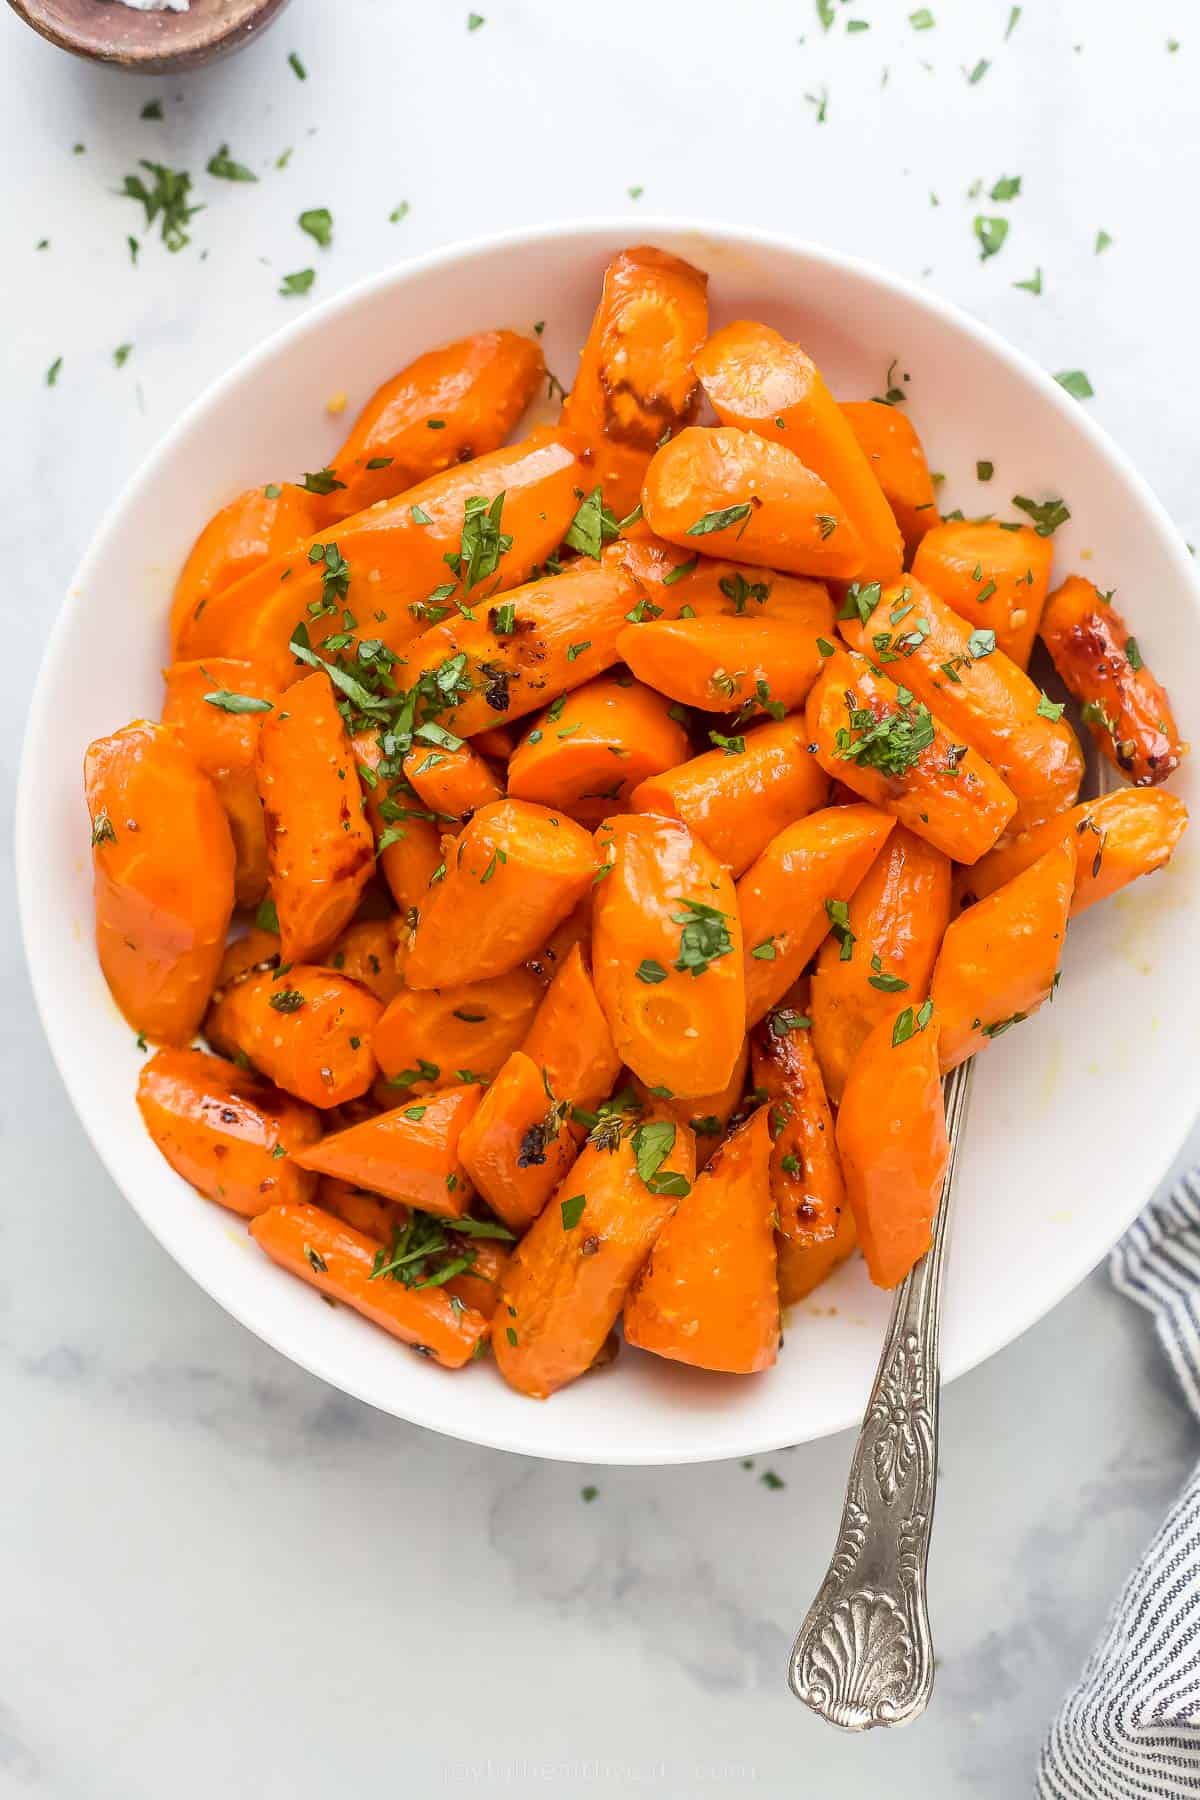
<box><xmin>1039</xmin><ymin>1173</ymin><xmax>1200</xmax><ymax>1798</ymax></box>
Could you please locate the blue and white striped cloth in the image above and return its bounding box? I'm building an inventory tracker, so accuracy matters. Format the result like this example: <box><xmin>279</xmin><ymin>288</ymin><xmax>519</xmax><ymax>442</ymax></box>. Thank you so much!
<box><xmin>1040</xmin><ymin>1174</ymin><xmax>1200</xmax><ymax>1797</ymax></box>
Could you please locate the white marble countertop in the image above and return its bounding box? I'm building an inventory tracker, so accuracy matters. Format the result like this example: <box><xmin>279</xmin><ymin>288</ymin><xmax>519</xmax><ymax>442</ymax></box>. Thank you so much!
<box><xmin>4</xmin><ymin>1</ymin><xmax>1199</xmax><ymax>1792</ymax></box>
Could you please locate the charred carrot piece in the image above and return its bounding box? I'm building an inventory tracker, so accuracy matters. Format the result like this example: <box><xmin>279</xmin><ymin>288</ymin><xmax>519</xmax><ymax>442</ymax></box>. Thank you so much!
<box><xmin>318</xmin><ymin>1175</ymin><xmax>406</xmax><ymax>1244</ymax></box>
<box><xmin>836</xmin><ymin>1012</ymin><xmax>948</xmax><ymax>1290</ymax></box>
<box><xmin>958</xmin><ymin>787</ymin><xmax>1189</xmax><ymax>916</ymax></box>
<box><xmin>930</xmin><ymin>838</ymin><xmax>1076</xmax><ymax>1071</ymax></box>
<box><xmin>324</xmin><ymin>917</ymin><xmax>406</xmax><ymax>1004</ymax></box>
<box><xmin>319</xmin><ymin>330</ymin><xmax>545</xmax><ymax>521</ymax></box>
<box><xmin>401</xmin><ymin>740</ymin><xmax>504</xmax><ymax>823</ymax></box>
<box><xmin>206</xmin><ymin>963</ymin><xmax>382</xmax><ymax>1107</ymax></box>
<box><xmin>591</xmin><ymin>812</ymin><xmax>746</xmax><ymax>1098</ymax></box>
<box><xmin>616</xmin><ymin>606</ymin><xmax>833</xmax><ymax>715</ymax></box>
<box><xmin>293</xmin><ymin>1085</ymin><xmax>481</xmax><ymax>1217</ymax></box>
<box><xmin>85</xmin><ymin>721</ymin><xmax>235</xmax><ymax>1045</ymax></box>
<box><xmin>372</xmin><ymin>967</ymin><xmax>543</xmax><ymax>1096</ymax></box>
<box><xmin>522</xmin><ymin>942</ymin><xmax>622</xmax><ymax>1113</ymax></box>
<box><xmin>405</xmin><ymin>800</ymin><xmax>597</xmax><ymax>989</ymax></box>
<box><xmin>559</xmin><ymin>245</ymin><xmax>709</xmax><ymax>518</ymax></box>
<box><xmin>840</xmin><ymin>401</ymin><xmax>941</xmax><ymax>559</ymax></box>
<box><xmin>1039</xmin><ymin>575</ymin><xmax>1184</xmax><ymax>787</ymax></box>
<box><xmin>250</xmin><ymin>1201</ymin><xmax>488</xmax><ymax>1368</ymax></box>
<box><xmin>456</xmin><ymin>1050</ymin><xmax>580</xmax><ymax>1232</ymax></box>
<box><xmin>630</xmin><ymin>1034</ymin><xmax>749</xmax><ymax>1169</ymax></box>
<box><xmin>507</xmin><ymin>675</ymin><xmax>689</xmax><ymax>826</ymax></box>
<box><xmin>751</xmin><ymin>1007</ymin><xmax>845</xmax><ymax>1241</ymax></box>
<box><xmin>737</xmin><ymin>803</ymin><xmax>896</xmax><ymax>1026</ymax></box>
<box><xmin>805</xmin><ymin>649</ymin><xmax>1017</xmax><ymax>863</ymax></box>
<box><xmin>912</xmin><ymin>520</ymin><xmax>1054</xmax><ymax>670</ymax></box>
<box><xmin>351</xmin><ymin>728</ymin><xmax>443</xmax><ymax>917</ymax></box>
<box><xmin>642</xmin><ymin>425</ymin><xmax>867</xmax><ymax>580</ymax></box>
<box><xmin>493</xmin><ymin>1112</ymin><xmax>697</xmax><ymax>1398</ymax></box>
<box><xmin>696</xmin><ymin>321</ymin><xmax>903</xmax><ymax>582</ymax></box>
<box><xmin>810</xmin><ymin>826</ymin><xmax>950</xmax><ymax>1104</ymax></box>
<box><xmin>624</xmin><ymin>1106</ymin><xmax>778</xmax><ymax>1374</ymax></box>
<box><xmin>257</xmin><ymin>671</ymin><xmax>375</xmax><ymax>964</ymax></box>
<box><xmin>631</xmin><ymin>714</ymin><xmax>829</xmax><ymax>878</ymax></box>
<box><xmin>137</xmin><ymin>1047</ymin><xmax>321</xmax><ymax>1216</ymax></box>
<box><xmin>169</xmin><ymin>482</ymin><xmax>322</xmax><ymax>658</ymax></box>
<box><xmin>161</xmin><ymin>657</ymin><xmax>279</xmax><ymax>907</ymax></box>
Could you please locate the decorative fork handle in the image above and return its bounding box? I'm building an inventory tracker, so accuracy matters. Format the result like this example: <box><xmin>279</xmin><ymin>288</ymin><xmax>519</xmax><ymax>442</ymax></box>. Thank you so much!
<box><xmin>787</xmin><ymin>1060</ymin><xmax>975</xmax><ymax>1730</ymax></box>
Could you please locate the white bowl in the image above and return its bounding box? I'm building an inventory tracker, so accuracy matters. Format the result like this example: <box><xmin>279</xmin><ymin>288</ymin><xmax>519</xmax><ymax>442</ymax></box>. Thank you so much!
<box><xmin>18</xmin><ymin>220</ymin><xmax>1200</xmax><ymax>1465</ymax></box>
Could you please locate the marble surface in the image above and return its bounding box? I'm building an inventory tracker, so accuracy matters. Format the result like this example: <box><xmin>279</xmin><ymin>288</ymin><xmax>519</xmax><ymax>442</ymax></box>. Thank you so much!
<box><xmin>4</xmin><ymin>1</ymin><xmax>1199</xmax><ymax>1792</ymax></box>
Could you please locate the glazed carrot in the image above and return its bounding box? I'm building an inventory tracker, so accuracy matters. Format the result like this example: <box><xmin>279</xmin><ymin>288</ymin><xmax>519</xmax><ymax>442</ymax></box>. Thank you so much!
<box><xmin>630</xmin><ymin>714</ymin><xmax>829</xmax><ymax>877</ymax></box>
<box><xmin>215</xmin><ymin>925</ymin><xmax>280</xmax><ymax>990</ymax></box>
<box><xmin>256</xmin><ymin>670</ymin><xmax>374</xmax><ymax>964</ymax></box>
<box><xmin>84</xmin><ymin>721</ymin><xmax>235</xmax><ymax>1045</ymax></box>
<box><xmin>137</xmin><ymin>1047</ymin><xmax>321</xmax><ymax>1216</ymax></box>
<box><xmin>930</xmin><ymin>838</ymin><xmax>1076</xmax><ymax>1070</ymax></box>
<box><xmin>318</xmin><ymin>1175</ymin><xmax>405</xmax><ymax>1244</ymax></box>
<box><xmin>350</xmin><ymin>728</ymin><xmax>443</xmax><ymax>916</ymax></box>
<box><xmin>396</xmin><ymin>563</ymin><xmax>643</xmax><ymax>737</ymax></box>
<box><xmin>696</xmin><ymin>321</ymin><xmax>903</xmax><ymax>582</ymax></box>
<box><xmin>161</xmin><ymin>658</ymin><xmax>279</xmax><ymax>906</ymax></box>
<box><xmin>293</xmin><ymin>1085</ymin><xmax>481</xmax><ymax>1217</ymax></box>
<box><xmin>591</xmin><ymin>812</ymin><xmax>745</xmax><ymax>1097</ymax></box>
<box><xmin>851</xmin><ymin>576</ymin><xmax>1084</xmax><ymax>833</ymax></box>
<box><xmin>911</xmin><ymin>520</ymin><xmax>1054</xmax><ymax>670</ymax></box>
<box><xmin>624</xmin><ymin>1107</ymin><xmax>778</xmax><ymax>1374</ymax></box>
<box><xmin>836</xmin><ymin>1012</ymin><xmax>948</xmax><ymax>1290</ymax></box>
<box><xmin>471</xmin><ymin>725</ymin><xmax>517</xmax><ymax>762</ymax></box>
<box><xmin>805</xmin><ymin>650</ymin><xmax>1017</xmax><ymax>863</ymax></box>
<box><xmin>630</xmin><ymin>1034</ymin><xmax>750</xmax><ymax>1169</ymax></box>
<box><xmin>319</xmin><ymin>330</ymin><xmax>545</xmax><ymax>521</ymax></box>
<box><xmin>642</xmin><ymin>426</ymin><xmax>867</xmax><ymax>580</ymax></box>
<box><xmin>456</xmin><ymin>1050</ymin><xmax>579</xmax><ymax>1232</ymax></box>
<box><xmin>401</xmin><ymin>740</ymin><xmax>503</xmax><ymax>823</ymax></box>
<box><xmin>206</xmin><ymin>963</ymin><xmax>382</xmax><ymax>1107</ymax></box>
<box><xmin>325</xmin><ymin>917</ymin><xmax>405</xmax><ymax>1004</ymax></box>
<box><xmin>493</xmin><ymin>1112</ymin><xmax>696</xmax><ymax>1398</ymax></box>
<box><xmin>372</xmin><ymin>966</ymin><xmax>544</xmax><ymax>1091</ymax></box>
<box><xmin>525</xmin><ymin>897</ymin><xmax>594</xmax><ymax>984</ymax></box>
<box><xmin>250</xmin><ymin>1202</ymin><xmax>488</xmax><ymax>1368</ymax></box>
<box><xmin>443</xmin><ymin>1236</ymin><xmax>510</xmax><ymax>1321</ymax></box>
<box><xmin>507</xmin><ymin>675</ymin><xmax>689</xmax><ymax>825</ymax></box>
<box><xmin>616</xmin><ymin>608</ymin><xmax>833</xmax><ymax>715</ymax></box>
<box><xmin>809</xmin><ymin>826</ymin><xmax>951</xmax><ymax>1104</ymax></box>
<box><xmin>176</xmin><ymin>428</ymin><xmax>584</xmax><ymax>681</ymax></box>
<box><xmin>169</xmin><ymin>482</ymin><xmax>322</xmax><ymax>657</ymax></box>
<box><xmin>606</xmin><ymin>533</ymin><xmax>836</xmax><ymax>624</ymax></box>
<box><xmin>522</xmin><ymin>942</ymin><xmax>623</xmax><ymax>1112</ymax></box>
<box><xmin>750</xmin><ymin>1008</ymin><xmax>850</xmax><ymax>1298</ymax></box>
<box><xmin>779</xmin><ymin>1205</ymin><xmax>858</xmax><ymax>1305</ymax></box>
<box><xmin>840</xmin><ymin>401</ymin><xmax>941</xmax><ymax>558</ymax></box>
<box><xmin>1039</xmin><ymin>575</ymin><xmax>1184</xmax><ymax>787</ymax></box>
<box><xmin>958</xmin><ymin>787</ymin><xmax>1189</xmax><ymax>916</ymax></box>
<box><xmin>737</xmin><ymin>803</ymin><xmax>896</xmax><ymax>1025</ymax></box>
<box><xmin>405</xmin><ymin>800</ymin><xmax>597</xmax><ymax>988</ymax></box>
<box><xmin>559</xmin><ymin>244</ymin><xmax>709</xmax><ymax>517</ymax></box>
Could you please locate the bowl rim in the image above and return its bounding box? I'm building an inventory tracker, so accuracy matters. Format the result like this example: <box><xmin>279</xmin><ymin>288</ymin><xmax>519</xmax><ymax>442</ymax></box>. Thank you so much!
<box><xmin>18</xmin><ymin>215</ymin><xmax>1200</xmax><ymax>1464</ymax></box>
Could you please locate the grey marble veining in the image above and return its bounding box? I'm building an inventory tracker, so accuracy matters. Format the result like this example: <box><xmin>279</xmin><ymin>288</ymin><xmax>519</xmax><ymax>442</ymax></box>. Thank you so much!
<box><xmin>4</xmin><ymin>0</ymin><xmax>1199</xmax><ymax>1792</ymax></box>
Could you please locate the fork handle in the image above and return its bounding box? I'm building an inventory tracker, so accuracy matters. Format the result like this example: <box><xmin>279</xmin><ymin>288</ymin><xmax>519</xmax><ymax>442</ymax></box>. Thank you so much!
<box><xmin>787</xmin><ymin>1061</ymin><xmax>974</xmax><ymax>1730</ymax></box>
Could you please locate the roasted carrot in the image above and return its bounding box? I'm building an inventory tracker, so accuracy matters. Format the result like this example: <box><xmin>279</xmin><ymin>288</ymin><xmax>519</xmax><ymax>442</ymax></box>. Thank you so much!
<box><xmin>319</xmin><ymin>330</ymin><xmax>545</xmax><ymax>521</ymax></box>
<box><xmin>372</xmin><ymin>966</ymin><xmax>544</xmax><ymax>1092</ymax></box>
<box><xmin>616</xmin><ymin>606</ymin><xmax>833</xmax><ymax>715</ymax></box>
<box><xmin>405</xmin><ymin>800</ymin><xmax>597</xmax><ymax>989</ymax></box>
<box><xmin>850</xmin><ymin>576</ymin><xmax>1085</xmax><ymax>833</ymax></box>
<box><xmin>836</xmin><ymin>1012</ymin><xmax>948</xmax><ymax>1290</ymax></box>
<box><xmin>318</xmin><ymin>1175</ymin><xmax>405</xmax><ymax>1244</ymax></box>
<box><xmin>591</xmin><ymin>812</ymin><xmax>745</xmax><ymax>1097</ymax></box>
<box><xmin>137</xmin><ymin>1047</ymin><xmax>321</xmax><ymax>1216</ymax></box>
<box><xmin>250</xmin><ymin>1202</ymin><xmax>488</xmax><ymax>1368</ymax></box>
<box><xmin>216</xmin><ymin>925</ymin><xmax>281</xmax><ymax>990</ymax></box>
<box><xmin>559</xmin><ymin>244</ymin><xmax>709</xmax><ymax>517</ymax></box>
<box><xmin>642</xmin><ymin>425</ymin><xmax>867</xmax><ymax>580</ymax></box>
<box><xmin>350</xmin><ymin>728</ymin><xmax>443</xmax><ymax>917</ymax></box>
<box><xmin>809</xmin><ymin>826</ymin><xmax>951</xmax><ymax>1104</ymax></box>
<box><xmin>493</xmin><ymin>1112</ymin><xmax>697</xmax><ymax>1398</ymax></box>
<box><xmin>401</xmin><ymin>740</ymin><xmax>504</xmax><ymax>823</ymax></box>
<box><xmin>175</xmin><ymin>427</ymin><xmax>584</xmax><ymax>681</ymax></box>
<box><xmin>737</xmin><ymin>803</ymin><xmax>896</xmax><ymax>1025</ymax></box>
<box><xmin>630</xmin><ymin>714</ymin><xmax>829</xmax><ymax>877</ymax></box>
<box><xmin>457</xmin><ymin>1050</ymin><xmax>579</xmax><ymax>1232</ymax></box>
<box><xmin>624</xmin><ymin>1106</ymin><xmax>778</xmax><ymax>1374</ymax></box>
<box><xmin>293</xmin><ymin>1085</ymin><xmax>481</xmax><ymax>1217</ymax></box>
<box><xmin>206</xmin><ymin>963</ymin><xmax>382</xmax><ymax>1107</ymax></box>
<box><xmin>911</xmin><ymin>519</ymin><xmax>1054</xmax><ymax>670</ymax></box>
<box><xmin>324</xmin><ymin>917</ymin><xmax>405</xmax><ymax>1004</ymax></box>
<box><xmin>522</xmin><ymin>942</ymin><xmax>622</xmax><ymax>1112</ymax></box>
<box><xmin>632</xmin><ymin>1034</ymin><xmax>750</xmax><ymax>1169</ymax></box>
<box><xmin>443</xmin><ymin>1236</ymin><xmax>510</xmax><ymax>1321</ymax></box>
<box><xmin>1039</xmin><ymin>575</ymin><xmax>1184</xmax><ymax>787</ymax></box>
<box><xmin>256</xmin><ymin>671</ymin><xmax>375</xmax><ymax>964</ymax></box>
<box><xmin>507</xmin><ymin>675</ymin><xmax>689</xmax><ymax>825</ymax></box>
<box><xmin>161</xmin><ymin>658</ymin><xmax>278</xmax><ymax>907</ymax></box>
<box><xmin>930</xmin><ymin>837</ymin><xmax>1076</xmax><ymax>1071</ymax></box>
<box><xmin>606</xmin><ymin>533</ymin><xmax>837</xmax><ymax>624</ymax></box>
<box><xmin>696</xmin><ymin>321</ymin><xmax>903</xmax><ymax>581</ymax></box>
<box><xmin>169</xmin><ymin>483</ymin><xmax>322</xmax><ymax>658</ymax></box>
<box><xmin>958</xmin><ymin>787</ymin><xmax>1189</xmax><ymax>915</ymax></box>
<box><xmin>805</xmin><ymin>650</ymin><xmax>1017</xmax><ymax>863</ymax></box>
<box><xmin>84</xmin><ymin>721</ymin><xmax>235</xmax><ymax>1045</ymax></box>
<box><xmin>525</xmin><ymin>898</ymin><xmax>594</xmax><ymax>985</ymax></box>
<box><xmin>471</xmin><ymin>724</ymin><xmax>517</xmax><ymax>762</ymax></box>
<box><xmin>840</xmin><ymin>401</ymin><xmax>941</xmax><ymax>559</ymax></box>
<box><xmin>395</xmin><ymin>562</ymin><xmax>643</xmax><ymax>737</ymax></box>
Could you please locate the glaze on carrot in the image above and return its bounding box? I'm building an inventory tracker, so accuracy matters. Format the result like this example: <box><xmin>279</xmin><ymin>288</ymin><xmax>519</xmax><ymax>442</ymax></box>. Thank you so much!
<box><xmin>325</xmin><ymin>917</ymin><xmax>406</xmax><ymax>1004</ymax></box>
<box><xmin>911</xmin><ymin>519</ymin><xmax>1054</xmax><ymax>671</ymax></box>
<box><xmin>206</xmin><ymin>963</ymin><xmax>382</xmax><ymax>1107</ymax></box>
<box><xmin>456</xmin><ymin>1050</ymin><xmax>579</xmax><ymax>1233</ymax></box>
<box><xmin>616</xmin><ymin>606</ymin><xmax>833</xmax><ymax>715</ymax></box>
<box><xmin>401</xmin><ymin>740</ymin><xmax>504</xmax><ymax>824</ymax></box>
<box><xmin>293</xmin><ymin>1085</ymin><xmax>481</xmax><ymax>1217</ymax></box>
<box><xmin>169</xmin><ymin>483</ymin><xmax>322</xmax><ymax>658</ymax></box>
<box><xmin>958</xmin><ymin>787</ymin><xmax>1189</xmax><ymax>916</ymax></box>
<box><xmin>372</xmin><ymin>966</ymin><xmax>544</xmax><ymax>1092</ymax></box>
<box><xmin>161</xmin><ymin>658</ymin><xmax>279</xmax><ymax>907</ymax></box>
<box><xmin>840</xmin><ymin>401</ymin><xmax>941</xmax><ymax>559</ymax></box>
<box><xmin>351</xmin><ymin>727</ymin><xmax>443</xmax><ymax>917</ymax></box>
<box><xmin>507</xmin><ymin>675</ymin><xmax>689</xmax><ymax>825</ymax></box>
<box><xmin>630</xmin><ymin>1034</ymin><xmax>750</xmax><ymax>1169</ymax></box>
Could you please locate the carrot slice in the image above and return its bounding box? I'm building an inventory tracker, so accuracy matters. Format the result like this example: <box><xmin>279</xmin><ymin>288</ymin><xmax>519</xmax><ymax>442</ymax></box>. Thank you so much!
<box><xmin>616</xmin><ymin>607</ymin><xmax>832</xmax><ymax>715</ymax></box>
<box><xmin>372</xmin><ymin>967</ymin><xmax>544</xmax><ymax>1092</ymax></box>
<box><xmin>206</xmin><ymin>963</ymin><xmax>382</xmax><ymax>1107</ymax></box>
<box><xmin>294</xmin><ymin>1085</ymin><xmax>482</xmax><ymax>1217</ymax></box>
<box><xmin>840</xmin><ymin>400</ymin><xmax>941</xmax><ymax>559</ymax></box>
<box><xmin>631</xmin><ymin>1034</ymin><xmax>750</xmax><ymax>1169</ymax></box>
<box><xmin>456</xmin><ymin>1051</ymin><xmax>579</xmax><ymax>1233</ymax></box>
<box><xmin>958</xmin><ymin>787</ymin><xmax>1189</xmax><ymax>916</ymax></box>
<box><xmin>169</xmin><ymin>483</ymin><xmax>322</xmax><ymax>658</ymax></box>
<box><xmin>401</xmin><ymin>740</ymin><xmax>504</xmax><ymax>823</ymax></box>
<box><xmin>161</xmin><ymin>658</ymin><xmax>280</xmax><ymax>906</ymax></box>
<box><xmin>751</xmin><ymin>1007</ymin><xmax>845</xmax><ymax>1243</ymax></box>
<box><xmin>522</xmin><ymin>942</ymin><xmax>623</xmax><ymax>1112</ymax></box>
<box><xmin>911</xmin><ymin>520</ymin><xmax>1053</xmax><ymax>670</ymax></box>
<box><xmin>606</xmin><ymin>534</ymin><xmax>836</xmax><ymax>624</ymax></box>
<box><xmin>507</xmin><ymin>675</ymin><xmax>689</xmax><ymax>825</ymax></box>
<box><xmin>324</xmin><ymin>917</ymin><xmax>406</xmax><ymax>1004</ymax></box>
<box><xmin>318</xmin><ymin>1176</ymin><xmax>406</xmax><ymax>1243</ymax></box>
<box><xmin>351</xmin><ymin>728</ymin><xmax>443</xmax><ymax>917</ymax></box>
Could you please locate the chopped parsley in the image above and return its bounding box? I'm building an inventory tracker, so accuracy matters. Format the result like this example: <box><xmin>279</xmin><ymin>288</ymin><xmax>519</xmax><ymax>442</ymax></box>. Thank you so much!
<box><xmin>204</xmin><ymin>689</ymin><xmax>274</xmax><ymax>714</ymax></box>
<box><xmin>835</xmin><ymin>690</ymin><xmax>935</xmax><ymax>778</ymax></box>
<box><xmin>672</xmin><ymin>899</ymin><xmax>734</xmax><ymax>977</ymax></box>
<box><xmin>299</xmin><ymin>207</ymin><xmax>334</xmax><ymax>248</ymax></box>
<box><xmin>974</xmin><ymin>215</ymin><xmax>1009</xmax><ymax>260</ymax></box>
<box><xmin>280</xmin><ymin>269</ymin><xmax>316</xmax><ymax>297</ymax></box>
<box><xmin>207</xmin><ymin>145</ymin><xmax>257</xmax><ymax>183</ymax></box>
<box><xmin>686</xmin><ymin>502</ymin><xmax>753</xmax><ymax>536</ymax></box>
<box><xmin>120</xmin><ymin>160</ymin><xmax>202</xmax><ymax>252</ymax></box>
<box><xmin>1054</xmin><ymin>369</ymin><xmax>1094</xmax><ymax>401</ymax></box>
<box><xmin>1012</xmin><ymin>493</ymin><xmax>1070</xmax><ymax>536</ymax></box>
